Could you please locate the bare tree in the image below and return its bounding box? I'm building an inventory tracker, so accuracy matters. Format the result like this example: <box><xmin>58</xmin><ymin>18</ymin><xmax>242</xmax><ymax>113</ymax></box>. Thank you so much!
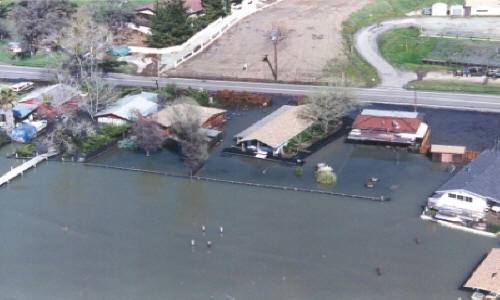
<box><xmin>60</xmin><ymin>15</ymin><xmax>113</xmax><ymax>80</ymax></box>
<box><xmin>80</xmin><ymin>73</ymin><xmax>118</xmax><ymax>121</ymax></box>
<box><xmin>92</xmin><ymin>0</ymin><xmax>136</xmax><ymax>36</ymax></box>
<box><xmin>169</xmin><ymin>106</ymin><xmax>209</xmax><ymax>176</ymax></box>
<box><xmin>132</xmin><ymin>114</ymin><xmax>166</xmax><ymax>156</ymax></box>
<box><xmin>13</xmin><ymin>0</ymin><xmax>75</xmax><ymax>55</ymax></box>
<box><xmin>299</xmin><ymin>85</ymin><xmax>359</xmax><ymax>134</ymax></box>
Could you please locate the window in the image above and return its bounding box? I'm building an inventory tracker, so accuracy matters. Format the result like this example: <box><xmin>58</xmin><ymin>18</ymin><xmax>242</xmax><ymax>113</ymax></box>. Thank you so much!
<box><xmin>457</xmin><ymin>195</ymin><xmax>464</xmax><ymax>200</ymax></box>
<box><xmin>465</xmin><ymin>197</ymin><xmax>472</xmax><ymax>202</ymax></box>
<box><xmin>448</xmin><ymin>193</ymin><xmax>456</xmax><ymax>198</ymax></box>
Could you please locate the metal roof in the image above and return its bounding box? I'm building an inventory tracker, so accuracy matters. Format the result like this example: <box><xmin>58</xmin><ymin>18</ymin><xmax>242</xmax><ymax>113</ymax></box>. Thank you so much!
<box><xmin>437</xmin><ymin>146</ymin><xmax>500</xmax><ymax>202</ymax></box>
<box><xmin>361</xmin><ymin>109</ymin><xmax>421</xmax><ymax>119</ymax></box>
<box><xmin>95</xmin><ymin>92</ymin><xmax>158</xmax><ymax>121</ymax></box>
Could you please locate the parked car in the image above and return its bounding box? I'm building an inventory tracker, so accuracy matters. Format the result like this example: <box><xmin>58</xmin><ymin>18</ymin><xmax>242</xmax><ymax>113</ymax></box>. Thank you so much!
<box><xmin>454</xmin><ymin>69</ymin><xmax>464</xmax><ymax>76</ymax></box>
<box><xmin>10</xmin><ymin>82</ymin><xmax>34</xmax><ymax>94</ymax></box>
<box><xmin>491</xmin><ymin>205</ymin><xmax>500</xmax><ymax>213</ymax></box>
<box><xmin>486</xmin><ymin>69</ymin><xmax>500</xmax><ymax>78</ymax></box>
<box><xmin>423</xmin><ymin>7</ymin><xmax>432</xmax><ymax>15</ymax></box>
<box><xmin>466</xmin><ymin>66</ymin><xmax>485</xmax><ymax>77</ymax></box>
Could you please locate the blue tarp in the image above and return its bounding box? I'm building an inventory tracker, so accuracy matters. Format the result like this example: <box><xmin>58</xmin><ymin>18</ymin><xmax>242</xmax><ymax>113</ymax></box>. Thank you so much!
<box><xmin>11</xmin><ymin>123</ymin><xmax>37</xmax><ymax>143</ymax></box>
<box><xmin>107</xmin><ymin>46</ymin><xmax>131</xmax><ymax>57</ymax></box>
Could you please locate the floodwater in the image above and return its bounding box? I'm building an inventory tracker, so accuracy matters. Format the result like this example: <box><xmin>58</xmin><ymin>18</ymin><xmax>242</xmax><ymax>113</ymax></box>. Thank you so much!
<box><xmin>0</xmin><ymin>102</ymin><xmax>499</xmax><ymax>300</ymax></box>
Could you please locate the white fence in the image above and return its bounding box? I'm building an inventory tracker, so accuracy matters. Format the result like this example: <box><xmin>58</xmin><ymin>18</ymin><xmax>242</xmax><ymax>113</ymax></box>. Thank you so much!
<box><xmin>126</xmin><ymin>0</ymin><xmax>284</xmax><ymax>72</ymax></box>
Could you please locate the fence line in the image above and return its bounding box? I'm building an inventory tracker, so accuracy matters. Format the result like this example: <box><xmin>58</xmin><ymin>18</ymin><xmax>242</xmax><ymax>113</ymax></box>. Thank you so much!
<box><xmin>84</xmin><ymin>163</ymin><xmax>390</xmax><ymax>202</ymax></box>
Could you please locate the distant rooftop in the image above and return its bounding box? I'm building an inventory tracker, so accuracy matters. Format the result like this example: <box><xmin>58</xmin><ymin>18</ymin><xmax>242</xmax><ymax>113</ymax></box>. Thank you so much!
<box><xmin>437</xmin><ymin>146</ymin><xmax>500</xmax><ymax>202</ymax></box>
<box><xmin>464</xmin><ymin>248</ymin><xmax>500</xmax><ymax>294</ymax></box>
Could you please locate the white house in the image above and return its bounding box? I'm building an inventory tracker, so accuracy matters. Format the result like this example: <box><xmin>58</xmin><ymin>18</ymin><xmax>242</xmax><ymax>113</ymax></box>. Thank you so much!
<box><xmin>427</xmin><ymin>146</ymin><xmax>500</xmax><ymax>220</ymax></box>
<box><xmin>465</xmin><ymin>0</ymin><xmax>500</xmax><ymax>15</ymax></box>
<box><xmin>432</xmin><ymin>3</ymin><xmax>449</xmax><ymax>16</ymax></box>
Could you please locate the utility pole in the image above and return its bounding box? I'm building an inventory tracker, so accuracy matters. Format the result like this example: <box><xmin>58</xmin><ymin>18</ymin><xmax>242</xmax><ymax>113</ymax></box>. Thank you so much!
<box><xmin>413</xmin><ymin>90</ymin><xmax>417</xmax><ymax>112</ymax></box>
<box><xmin>263</xmin><ymin>28</ymin><xmax>281</xmax><ymax>81</ymax></box>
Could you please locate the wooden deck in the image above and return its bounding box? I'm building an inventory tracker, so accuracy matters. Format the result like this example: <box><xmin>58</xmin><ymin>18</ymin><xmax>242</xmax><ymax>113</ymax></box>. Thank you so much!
<box><xmin>0</xmin><ymin>152</ymin><xmax>57</xmax><ymax>187</ymax></box>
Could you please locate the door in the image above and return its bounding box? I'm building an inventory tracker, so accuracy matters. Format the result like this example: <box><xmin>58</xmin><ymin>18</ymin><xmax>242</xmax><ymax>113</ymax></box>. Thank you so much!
<box><xmin>441</xmin><ymin>153</ymin><xmax>453</xmax><ymax>163</ymax></box>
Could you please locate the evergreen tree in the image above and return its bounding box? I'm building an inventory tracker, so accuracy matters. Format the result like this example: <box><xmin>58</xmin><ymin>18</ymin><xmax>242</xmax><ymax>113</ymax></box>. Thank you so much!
<box><xmin>147</xmin><ymin>0</ymin><xmax>193</xmax><ymax>47</ymax></box>
<box><xmin>202</xmin><ymin>0</ymin><xmax>227</xmax><ymax>21</ymax></box>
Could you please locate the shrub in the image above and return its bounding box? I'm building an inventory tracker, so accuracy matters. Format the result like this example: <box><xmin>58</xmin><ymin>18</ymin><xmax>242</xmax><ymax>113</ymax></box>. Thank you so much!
<box><xmin>214</xmin><ymin>90</ymin><xmax>271</xmax><ymax>107</ymax></box>
<box><xmin>486</xmin><ymin>223</ymin><xmax>500</xmax><ymax>234</ymax></box>
<box><xmin>16</xmin><ymin>144</ymin><xmax>35</xmax><ymax>157</ymax></box>
<box><xmin>117</xmin><ymin>136</ymin><xmax>137</xmax><ymax>150</ymax></box>
<box><xmin>0</xmin><ymin>129</ymin><xmax>9</xmax><ymax>146</ymax></box>
<box><xmin>81</xmin><ymin>134</ymin><xmax>112</xmax><ymax>155</ymax></box>
<box><xmin>99</xmin><ymin>124</ymin><xmax>129</xmax><ymax>139</ymax></box>
<box><xmin>295</xmin><ymin>167</ymin><xmax>303</xmax><ymax>177</ymax></box>
<box><xmin>118</xmin><ymin>86</ymin><xmax>142</xmax><ymax>98</ymax></box>
<box><xmin>315</xmin><ymin>163</ymin><xmax>337</xmax><ymax>185</ymax></box>
<box><xmin>187</xmin><ymin>89</ymin><xmax>211</xmax><ymax>106</ymax></box>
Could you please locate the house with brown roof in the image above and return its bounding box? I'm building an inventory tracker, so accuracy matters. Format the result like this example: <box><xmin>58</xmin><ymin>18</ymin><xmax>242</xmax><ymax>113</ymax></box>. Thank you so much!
<box><xmin>234</xmin><ymin>105</ymin><xmax>314</xmax><ymax>158</ymax></box>
<box><xmin>150</xmin><ymin>103</ymin><xmax>226</xmax><ymax>138</ymax></box>
<box><xmin>347</xmin><ymin>109</ymin><xmax>429</xmax><ymax>147</ymax></box>
<box><xmin>463</xmin><ymin>248</ymin><xmax>500</xmax><ymax>298</ymax></box>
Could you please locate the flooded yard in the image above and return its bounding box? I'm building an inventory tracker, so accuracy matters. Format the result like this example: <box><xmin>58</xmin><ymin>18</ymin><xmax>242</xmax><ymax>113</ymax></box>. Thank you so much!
<box><xmin>0</xmin><ymin>102</ymin><xmax>498</xmax><ymax>299</ymax></box>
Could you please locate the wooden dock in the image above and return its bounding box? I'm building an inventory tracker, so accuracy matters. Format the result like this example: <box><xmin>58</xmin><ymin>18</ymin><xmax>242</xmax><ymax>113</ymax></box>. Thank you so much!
<box><xmin>0</xmin><ymin>152</ymin><xmax>57</xmax><ymax>187</ymax></box>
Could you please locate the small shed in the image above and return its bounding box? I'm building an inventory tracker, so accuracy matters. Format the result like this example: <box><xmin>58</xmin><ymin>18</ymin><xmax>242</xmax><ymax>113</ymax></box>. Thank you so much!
<box><xmin>432</xmin><ymin>3</ymin><xmax>449</xmax><ymax>16</ymax></box>
<box><xmin>430</xmin><ymin>144</ymin><xmax>466</xmax><ymax>163</ymax></box>
<box><xmin>450</xmin><ymin>4</ymin><xmax>465</xmax><ymax>16</ymax></box>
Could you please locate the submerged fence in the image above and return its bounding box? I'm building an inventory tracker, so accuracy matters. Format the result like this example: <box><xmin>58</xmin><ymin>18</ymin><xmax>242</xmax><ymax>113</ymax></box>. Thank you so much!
<box><xmin>84</xmin><ymin>163</ymin><xmax>390</xmax><ymax>202</ymax></box>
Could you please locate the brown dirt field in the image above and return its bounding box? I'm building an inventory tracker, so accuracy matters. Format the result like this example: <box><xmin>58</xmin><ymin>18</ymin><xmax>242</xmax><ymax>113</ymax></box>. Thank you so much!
<box><xmin>168</xmin><ymin>0</ymin><xmax>373</xmax><ymax>82</ymax></box>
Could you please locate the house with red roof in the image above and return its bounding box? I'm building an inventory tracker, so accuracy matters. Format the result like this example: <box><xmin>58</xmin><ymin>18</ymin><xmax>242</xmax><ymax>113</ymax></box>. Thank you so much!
<box><xmin>347</xmin><ymin>109</ymin><xmax>429</xmax><ymax>147</ymax></box>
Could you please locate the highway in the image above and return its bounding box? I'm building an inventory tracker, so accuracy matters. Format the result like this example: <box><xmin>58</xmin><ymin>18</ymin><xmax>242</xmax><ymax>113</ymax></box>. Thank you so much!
<box><xmin>2</xmin><ymin>64</ymin><xmax>500</xmax><ymax>112</ymax></box>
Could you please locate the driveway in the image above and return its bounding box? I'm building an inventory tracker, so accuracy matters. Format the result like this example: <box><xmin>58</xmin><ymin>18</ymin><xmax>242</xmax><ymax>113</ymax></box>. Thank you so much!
<box><xmin>354</xmin><ymin>17</ymin><xmax>500</xmax><ymax>88</ymax></box>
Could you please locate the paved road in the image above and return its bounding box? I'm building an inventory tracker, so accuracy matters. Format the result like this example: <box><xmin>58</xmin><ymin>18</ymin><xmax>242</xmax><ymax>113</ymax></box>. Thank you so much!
<box><xmin>354</xmin><ymin>17</ymin><xmax>500</xmax><ymax>88</ymax></box>
<box><xmin>2</xmin><ymin>64</ymin><xmax>500</xmax><ymax>112</ymax></box>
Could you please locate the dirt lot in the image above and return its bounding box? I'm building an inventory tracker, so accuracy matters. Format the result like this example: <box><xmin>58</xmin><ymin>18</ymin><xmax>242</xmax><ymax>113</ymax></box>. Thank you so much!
<box><xmin>168</xmin><ymin>0</ymin><xmax>373</xmax><ymax>82</ymax></box>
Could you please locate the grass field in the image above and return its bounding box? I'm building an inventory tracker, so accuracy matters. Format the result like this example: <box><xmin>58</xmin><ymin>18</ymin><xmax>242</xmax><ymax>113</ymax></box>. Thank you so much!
<box><xmin>0</xmin><ymin>40</ymin><xmax>65</xmax><ymax>68</ymax></box>
<box><xmin>405</xmin><ymin>80</ymin><xmax>500</xmax><ymax>95</ymax></box>
<box><xmin>379</xmin><ymin>27</ymin><xmax>500</xmax><ymax>71</ymax></box>
<box><xmin>379</xmin><ymin>27</ymin><xmax>440</xmax><ymax>70</ymax></box>
<box><xmin>341</xmin><ymin>0</ymin><xmax>464</xmax><ymax>86</ymax></box>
